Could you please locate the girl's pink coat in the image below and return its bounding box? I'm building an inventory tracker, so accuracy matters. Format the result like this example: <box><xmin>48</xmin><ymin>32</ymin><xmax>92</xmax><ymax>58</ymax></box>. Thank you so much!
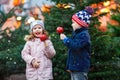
<box><xmin>21</xmin><ymin>38</ymin><xmax>56</xmax><ymax>80</ymax></box>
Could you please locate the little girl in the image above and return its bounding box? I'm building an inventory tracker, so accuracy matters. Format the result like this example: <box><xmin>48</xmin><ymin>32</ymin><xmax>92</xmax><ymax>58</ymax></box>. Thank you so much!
<box><xmin>21</xmin><ymin>20</ymin><xmax>56</xmax><ymax>80</ymax></box>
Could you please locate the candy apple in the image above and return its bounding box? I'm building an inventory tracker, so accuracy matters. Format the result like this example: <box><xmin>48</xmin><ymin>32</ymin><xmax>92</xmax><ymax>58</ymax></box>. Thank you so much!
<box><xmin>40</xmin><ymin>34</ymin><xmax>47</xmax><ymax>41</ymax></box>
<box><xmin>56</xmin><ymin>27</ymin><xmax>64</xmax><ymax>34</ymax></box>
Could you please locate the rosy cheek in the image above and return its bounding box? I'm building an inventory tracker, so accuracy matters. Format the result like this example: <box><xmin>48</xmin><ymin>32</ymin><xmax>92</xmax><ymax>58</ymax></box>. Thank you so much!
<box><xmin>71</xmin><ymin>23</ymin><xmax>74</xmax><ymax>26</ymax></box>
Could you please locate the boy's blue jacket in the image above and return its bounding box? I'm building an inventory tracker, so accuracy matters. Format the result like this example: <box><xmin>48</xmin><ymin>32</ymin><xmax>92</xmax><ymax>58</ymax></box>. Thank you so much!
<box><xmin>63</xmin><ymin>27</ymin><xmax>91</xmax><ymax>72</ymax></box>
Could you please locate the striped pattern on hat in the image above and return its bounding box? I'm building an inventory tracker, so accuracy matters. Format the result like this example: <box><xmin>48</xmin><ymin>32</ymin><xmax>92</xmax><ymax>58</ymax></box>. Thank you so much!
<box><xmin>72</xmin><ymin>10</ymin><xmax>92</xmax><ymax>27</ymax></box>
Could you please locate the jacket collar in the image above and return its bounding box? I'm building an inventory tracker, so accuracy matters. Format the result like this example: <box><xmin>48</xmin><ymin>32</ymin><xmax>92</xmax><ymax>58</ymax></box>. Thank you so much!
<box><xmin>74</xmin><ymin>27</ymin><xmax>88</xmax><ymax>34</ymax></box>
<box><xmin>71</xmin><ymin>27</ymin><xmax>87</xmax><ymax>38</ymax></box>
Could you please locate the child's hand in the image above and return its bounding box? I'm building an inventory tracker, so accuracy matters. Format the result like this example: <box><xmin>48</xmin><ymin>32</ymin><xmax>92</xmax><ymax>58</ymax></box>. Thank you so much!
<box><xmin>31</xmin><ymin>59</ymin><xmax>40</xmax><ymax>68</ymax></box>
<box><xmin>60</xmin><ymin>33</ymin><xmax>66</xmax><ymax>40</ymax></box>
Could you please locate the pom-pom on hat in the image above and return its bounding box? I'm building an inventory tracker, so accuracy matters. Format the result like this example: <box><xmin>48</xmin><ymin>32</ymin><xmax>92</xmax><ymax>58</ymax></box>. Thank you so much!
<box><xmin>30</xmin><ymin>20</ymin><xmax>44</xmax><ymax>32</ymax></box>
<box><xmin>72</xmin><ymin>6</ymin><xmax>94</xmax><ymax>27</ymax></box>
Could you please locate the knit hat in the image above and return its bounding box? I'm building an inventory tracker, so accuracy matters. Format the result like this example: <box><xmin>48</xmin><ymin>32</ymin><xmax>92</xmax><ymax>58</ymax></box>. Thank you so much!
<box><xmin>72</xmin><ymin>6</ymin><xmax>94</xmax><ymax>27</ymax></box>
<box><xmin>30</xmin><ymin>20</ymin><xmax>44</xmax><ymax>31</ymax></box>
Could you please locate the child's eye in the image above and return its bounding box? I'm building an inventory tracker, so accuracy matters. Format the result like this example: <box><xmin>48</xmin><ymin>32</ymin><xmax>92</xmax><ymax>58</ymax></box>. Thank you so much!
<box><xmin>33</xmin><ymin>27</ymin><xmax>36</xmax><ymax>29</ymax></box>
<box><xmin>38</xmin><ymin>27</ymin><xmax>42</xmax><ymax>29</ymax></box>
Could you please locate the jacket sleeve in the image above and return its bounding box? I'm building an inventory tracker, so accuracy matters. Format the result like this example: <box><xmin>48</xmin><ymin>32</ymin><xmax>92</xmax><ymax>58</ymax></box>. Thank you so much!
<box><xmin>63</xmin><ymin>32</ymin><xmax>90</xmax><ymax>50</ymax></box>
<box><xmin>43</xmin><ymin>40</ymin><xmax>56</xmax><ymax>59</ymax></box>
<box><xmin>21</xmin><ymin>42</ymin><xmax>35</xmax><ymax>64</ymax></box>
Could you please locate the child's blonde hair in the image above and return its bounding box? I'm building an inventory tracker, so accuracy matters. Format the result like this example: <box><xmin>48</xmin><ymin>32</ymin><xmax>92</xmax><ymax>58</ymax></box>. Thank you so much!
<box><xmin>24</xmin><ymin>29</ymin><xmax>49</xmax><ymax>41</ymax></box>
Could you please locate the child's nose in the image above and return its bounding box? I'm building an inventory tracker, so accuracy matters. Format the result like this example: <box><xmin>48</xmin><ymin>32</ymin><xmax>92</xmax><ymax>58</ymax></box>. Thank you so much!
<box><xmin>36</xmin><ymin>28</ymin><xmax>39</xmax><ymax>30</ymax></box>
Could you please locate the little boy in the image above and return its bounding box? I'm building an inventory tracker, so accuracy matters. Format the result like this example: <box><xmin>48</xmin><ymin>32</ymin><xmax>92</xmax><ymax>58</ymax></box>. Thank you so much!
<box><xmin>60</xmin><ymin>6</ymin><xmax>94</xmax><ymax>80</ymax></box>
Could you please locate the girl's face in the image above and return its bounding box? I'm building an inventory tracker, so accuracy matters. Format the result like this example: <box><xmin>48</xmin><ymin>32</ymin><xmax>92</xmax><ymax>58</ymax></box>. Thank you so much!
<box><xmin>32</xmin><ymin>24</ymin><xmax>43</xmax><ymax>38</ymax></box>
<box><xmin>71</xmin><ymin>20</ymin><xmax>81</xmax><ymax>31</ymax></box>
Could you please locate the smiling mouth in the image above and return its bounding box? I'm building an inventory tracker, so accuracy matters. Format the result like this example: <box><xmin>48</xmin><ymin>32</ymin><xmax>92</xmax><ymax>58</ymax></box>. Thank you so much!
<box><xmin>35</xmin><ymin>32</ymin><xmax>41</xmax><ymax>35</ymax></box>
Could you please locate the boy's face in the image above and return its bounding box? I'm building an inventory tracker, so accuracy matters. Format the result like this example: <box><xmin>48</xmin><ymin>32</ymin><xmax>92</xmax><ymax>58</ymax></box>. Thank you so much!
<box><xmin>71</xmin><ymin>20</ymin><xmax>81</xmax><ymax>31</ymax></box>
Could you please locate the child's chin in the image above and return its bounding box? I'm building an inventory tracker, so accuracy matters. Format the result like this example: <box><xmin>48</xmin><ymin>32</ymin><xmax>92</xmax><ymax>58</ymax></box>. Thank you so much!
<box><xmin>35</xmin><ymin>35</ymin><xmax>41</xmax><ymax>38</ymax></box>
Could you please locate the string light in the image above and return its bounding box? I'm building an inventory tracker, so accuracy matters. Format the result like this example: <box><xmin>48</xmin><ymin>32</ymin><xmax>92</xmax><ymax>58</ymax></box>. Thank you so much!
<box><xmin>103</xmin><ymin>1</ymin><xmax>110</xmax><ymax>6</ymax></box>
<box><xmin>16</xmin><ymin>16</ymin><xmax>22</xmax><ymax>21</ymax></box>
<box><xmin>27</xmin><ymin>17</ymin><xmax>35</xmax><ymax>24</ymax></box>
